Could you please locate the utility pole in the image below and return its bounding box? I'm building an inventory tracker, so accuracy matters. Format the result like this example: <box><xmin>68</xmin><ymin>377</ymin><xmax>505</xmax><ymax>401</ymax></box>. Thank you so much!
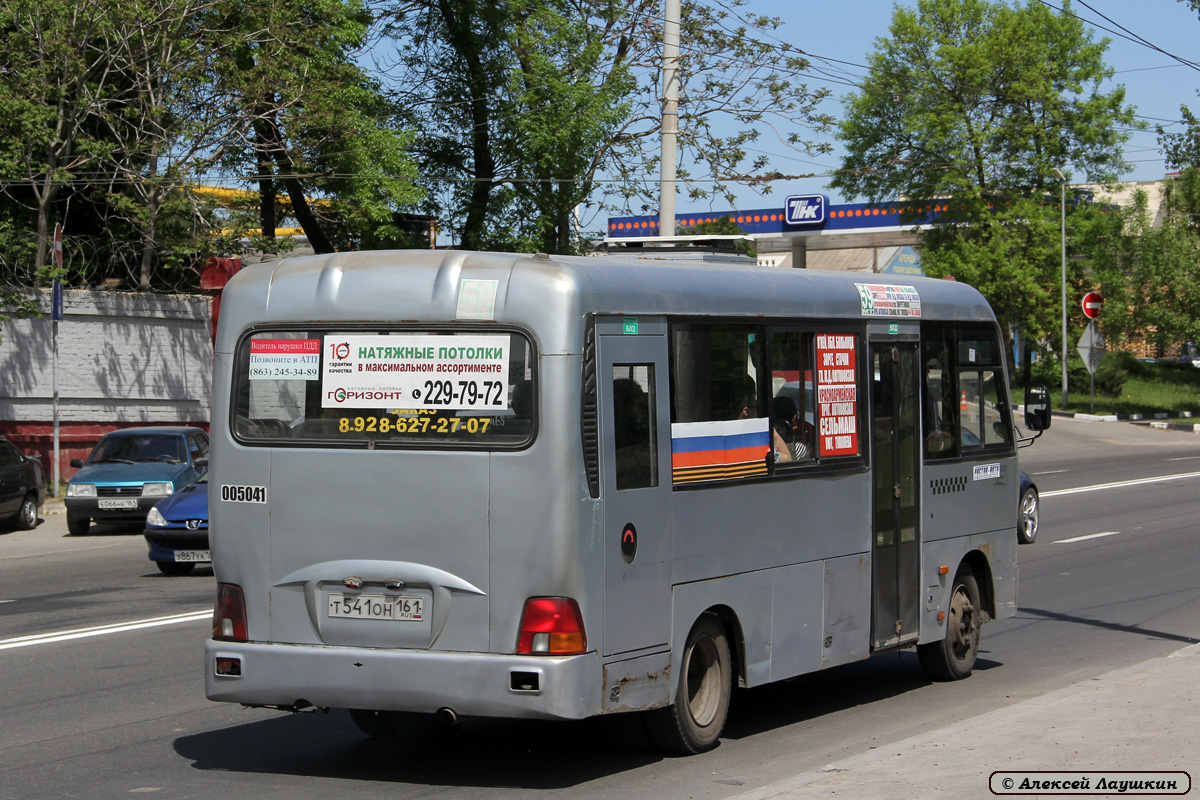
<box><xmin>658</xmin><ymin>0</ymin><xmax>680</xmax><ymax>237</ymax></box>
<box><xmin>1053</xmin><ymin>167</ymin><xmax>1067</xmax><ymax>410</ymax></box>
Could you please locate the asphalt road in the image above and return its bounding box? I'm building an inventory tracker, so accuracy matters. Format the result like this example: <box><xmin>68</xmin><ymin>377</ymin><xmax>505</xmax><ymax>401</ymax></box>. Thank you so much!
<box><xmin>2</xmin><ymin>416</ymin><xmax>1199</xmax><ymax>800</ymax></box>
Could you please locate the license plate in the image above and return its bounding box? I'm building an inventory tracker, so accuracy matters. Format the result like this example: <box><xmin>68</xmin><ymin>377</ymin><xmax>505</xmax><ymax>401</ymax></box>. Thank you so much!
<box><xmin>327</xmin><ymin>593</ymin><xmax>425</xmax><ymax>621</ymax></box>
<box><xmin>174</xmin><ymin>550</ymin><xmax>211</xmax><ymax>562</ymax></box>
<box><xmin>98</xmin><ymin>498</ymin><xmax>138</xmax><ymax>510</ymax></box>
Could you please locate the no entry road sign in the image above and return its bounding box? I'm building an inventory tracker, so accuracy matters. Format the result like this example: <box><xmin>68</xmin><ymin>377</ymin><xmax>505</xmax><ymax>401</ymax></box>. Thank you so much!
<box><xmin>1082</xmin><ymin>291</ymin><xmax>1104</xmax><ymax>319</ymax></box>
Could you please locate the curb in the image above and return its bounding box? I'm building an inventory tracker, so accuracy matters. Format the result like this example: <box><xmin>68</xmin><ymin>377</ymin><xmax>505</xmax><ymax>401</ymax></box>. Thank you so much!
<box><xmin>1052</xmin><ymin>408</ymin><xmax>1200</xmax><ymax>430</ymax></box>
<box><xmin>726</xmin><ymin>642</ymin><xmax>1200</xmax><ymax>800</ymax></box>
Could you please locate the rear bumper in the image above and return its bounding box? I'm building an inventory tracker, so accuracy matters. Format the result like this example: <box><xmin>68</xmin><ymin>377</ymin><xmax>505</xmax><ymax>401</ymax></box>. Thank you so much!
<box><xmin>204</xmin><ymin>640</ymin><xmax>603</xmax><ymax>721</ymax></box>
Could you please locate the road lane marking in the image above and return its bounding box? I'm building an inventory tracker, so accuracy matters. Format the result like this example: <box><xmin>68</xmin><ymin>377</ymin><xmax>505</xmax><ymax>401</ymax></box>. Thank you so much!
<box><xmin>1031</xmin><ymin>469</ymin><xmax>1069</xmax><ymax>475</ymax></box>
<box><xmin>1055</xmin><ymin>531</ymin><xmax>1121</xmax><ymax>544</ymax></box>
<box><xmin>1168</xmin><ymin>456</ymin><xmax>1200</xmax><ymax>461</ymax></box>
<box><xmin>1041</xmin><ymin>470</ymin><xmax>1200</xmax><ymax>498</ymax></box>
<box><xmin>0</xmin><ymin>610</ymin><xmax>210</xmax><ymax>651</ymax></box>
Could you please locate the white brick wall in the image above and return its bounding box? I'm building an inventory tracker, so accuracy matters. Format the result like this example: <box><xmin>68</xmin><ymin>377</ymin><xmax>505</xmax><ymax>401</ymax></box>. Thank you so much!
<box><xmin>0</xmin><ymin>289</ymin><xmax>212</xmax><ymax>424</ymax></box>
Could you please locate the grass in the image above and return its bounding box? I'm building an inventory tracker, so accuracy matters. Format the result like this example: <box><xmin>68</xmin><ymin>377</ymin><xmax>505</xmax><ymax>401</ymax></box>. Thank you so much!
<box><xmin>1049</xmin><ymin>357</ymin><xmax>1200</xmax><ymax>417</ymax></box>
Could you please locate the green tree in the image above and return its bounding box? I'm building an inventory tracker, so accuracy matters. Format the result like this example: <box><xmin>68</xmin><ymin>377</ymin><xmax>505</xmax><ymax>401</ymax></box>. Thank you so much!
<box><xmin>0</xmin><ymin>0</ymin><xmax>146</xmax><ymax>278</ymax></box>
<box><xmin>831</xmin><ymin>0</ymin><xmax>1137</xmax><ymax>365</ymax></box>
<box><xmin>1091</xmin><ymin>175</ymin><xmax>1200</xmax><ymax>352</ymax></box>
<box><xmin>379</xmin><ymin>0</ymin><xmax>832</xmax><ymax>253</ymax></box>
<box><xmin>206</xmin><ymin>0</ymin><xmax>421</xmax><ymax>254</ymax></box>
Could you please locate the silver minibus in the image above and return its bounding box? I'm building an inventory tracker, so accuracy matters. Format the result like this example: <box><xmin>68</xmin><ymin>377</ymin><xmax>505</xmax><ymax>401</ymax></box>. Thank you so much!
<box><xmin>205</xmin><ymin>249</ymin><xmax>1049</xmax><ymax>754</ymax></box>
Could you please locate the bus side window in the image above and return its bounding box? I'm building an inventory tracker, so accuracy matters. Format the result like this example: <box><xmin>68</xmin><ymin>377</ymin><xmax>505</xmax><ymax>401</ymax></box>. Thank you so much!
<box><xmin>922</xmin><ymin>330</ymin><xmax>959</xmax><ymax>459</ymax></box>
<box><xmin>769</xmin><ymin>330</ymin><xmax>816</xmax><ymax>464</ymax></box>
<box><xmin>613</xmin><ymin>366</ymin><xmax>658</xmax><ymax>490</ymax></box>
<box><xmin>958</xmin><ymin>333</ymin><xmax>1012</xmax><ymax>448</ymax></box>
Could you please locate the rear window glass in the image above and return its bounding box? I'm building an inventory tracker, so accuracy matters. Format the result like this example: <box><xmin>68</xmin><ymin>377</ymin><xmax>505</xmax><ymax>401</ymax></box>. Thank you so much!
<box><xmin>232</xmin><ymin>329</ymin><xmax>535</xmax><ymax>449</ymax></box>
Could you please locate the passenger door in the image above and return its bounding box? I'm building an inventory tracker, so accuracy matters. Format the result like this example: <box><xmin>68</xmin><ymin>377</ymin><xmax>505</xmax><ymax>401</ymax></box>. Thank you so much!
<box><xmin>597</xmin><ymin>317</ymin><xmax>672</xmax><ymax>657</ymax></box>
<box><xmin>870</xmin><ymin>341</ymin><xmax>921</xmax><ymax>650</ymax></box>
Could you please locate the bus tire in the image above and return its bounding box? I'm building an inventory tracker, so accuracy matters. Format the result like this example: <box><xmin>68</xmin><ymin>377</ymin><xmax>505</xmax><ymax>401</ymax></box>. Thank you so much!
<box><xmin>918</xmin><ymin>569</ymin><xmax>981</xmax><ymax>681</ymax></box>
<box><xmin>646</xmin><ymin>614</ymin><xmax>731</xmax><ymax>755</ymax></box>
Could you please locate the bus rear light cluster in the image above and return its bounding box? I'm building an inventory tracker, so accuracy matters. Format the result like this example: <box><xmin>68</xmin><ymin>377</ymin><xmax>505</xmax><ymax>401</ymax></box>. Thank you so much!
<box><xmin>213</xmin><ymin>583</ymin><xmax>248</xmax><ymax>642</ymax></box>
<box><xmin>516</xmin><ymin>597</ymin><xmax>586</xmax><ymax>655</ymax></box>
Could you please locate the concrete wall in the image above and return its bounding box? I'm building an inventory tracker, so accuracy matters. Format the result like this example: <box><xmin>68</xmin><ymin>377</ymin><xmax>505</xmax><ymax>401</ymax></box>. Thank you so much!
<box><xmin>0</xmin><ymin>289</ymin><xmax>213</xmax><ymax>479</ymax></box>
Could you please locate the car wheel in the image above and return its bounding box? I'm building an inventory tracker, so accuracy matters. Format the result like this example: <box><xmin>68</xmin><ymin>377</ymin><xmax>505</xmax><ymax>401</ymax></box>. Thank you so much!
<box><xmin>1018</xmin><ymin>486</ymin><xmax>1039</xmax><ymax>545</ymax></box>
<box><xmin>918</xmin><ymin>568</ymin><xmax>981</xmax><ymax>681</ymax></box>
<box><xmin>15</xmin><ymin>493</ymin><xmax>37</xmax><ymax>530</ymax></box>
<box><xmin>66</xmin><ymin>514</ymin><xmax>90</xmax><ymax>536</ymax></box>
<box><xmin>156</xmin><ymin>560</ymin><xmax>196</xmax><ymax>576</ymax></box>
<box><xmin>645</xmin><ymin>614</ymin><xmax>732</xmax><ymax>754</ymax></box>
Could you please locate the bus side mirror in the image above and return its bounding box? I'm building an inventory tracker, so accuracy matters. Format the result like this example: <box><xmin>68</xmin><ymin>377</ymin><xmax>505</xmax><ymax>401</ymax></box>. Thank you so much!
<box><xmin>1024</xmin><ymin>385</ymin><xmax>1051</xmax><ymax>432</ymax></box>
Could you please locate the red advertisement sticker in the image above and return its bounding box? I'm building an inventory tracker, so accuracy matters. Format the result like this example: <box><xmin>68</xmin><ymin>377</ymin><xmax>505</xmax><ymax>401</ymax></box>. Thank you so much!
<box><xmin>815</xmin><ymin>333</ymin><xmax>858</xmax><ymax>457</ymax></box>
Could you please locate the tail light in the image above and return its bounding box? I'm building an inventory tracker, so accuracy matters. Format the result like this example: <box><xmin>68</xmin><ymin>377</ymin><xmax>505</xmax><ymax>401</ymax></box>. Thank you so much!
<box><xmin>212</xmin><ymin>583</ymin><xmax>248</xmax><ymax>642</ymax></box>
<box><xmin>516</xmin><ymin>597</ymin><xmax>587</xmax><ymax>655</ymax></box>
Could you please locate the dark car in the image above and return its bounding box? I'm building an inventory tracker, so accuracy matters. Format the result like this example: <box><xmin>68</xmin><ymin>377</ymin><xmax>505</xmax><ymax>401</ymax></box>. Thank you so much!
<box><xmin>1018</xmin><ymin>471</ymin><xmax>1039</xmax><ymax>545</ymax></box>
<box><xmin>0</xmin><ymin>436</ymin><xmax>45</xmax><ymax>530</ymax></box>
<box><xmin>65</xmin><ymin>427</ymin><xmax>209</xmax><ymax>536</ymax></box>
<box><xmin>144</xmin><ymin>472</ymin><xmax>209</xmax><ymax>575</ymax></box>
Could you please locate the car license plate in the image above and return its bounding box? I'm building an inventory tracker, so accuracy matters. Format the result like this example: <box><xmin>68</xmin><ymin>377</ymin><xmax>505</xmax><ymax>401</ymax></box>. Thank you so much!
<box><xmin>175</xmin><ymin>550</ymin><xmax>210</xmax><ymax>562</ymax></box>
<box><xmin>327</xmin><ymin>593</ymin><xmax>424</xmax><ymax>621</ymax></box>
<box><xmin>98</xmin><ymin>498</ymin><xmax>138</xmax><ymax>510</ymax></box>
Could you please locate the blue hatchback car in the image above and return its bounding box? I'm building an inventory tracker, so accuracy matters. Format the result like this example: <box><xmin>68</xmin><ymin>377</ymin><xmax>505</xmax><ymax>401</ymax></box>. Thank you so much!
<box><xmin>144</xmin><ymin>472</ymin><xmax>210</xmax><ymax>575</ymax></box>
<box><xmin>65</xmin><ymin>427</ymin><xmax>209</xmax><ymax>536</ymax></box>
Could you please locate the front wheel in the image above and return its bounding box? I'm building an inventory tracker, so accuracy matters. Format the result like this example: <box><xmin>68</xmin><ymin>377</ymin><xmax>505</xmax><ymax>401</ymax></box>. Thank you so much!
<box><xmin>1018</xmin><ymin>487</ymin><xmax>1039</xmax><ymax>544</ymax></box>
<box><xmin>66</xmin><ymin>514</ymin><xmax>90</xmax><ymax>536</ymax></box>
<box><xmin>15</xmin><ymin>493</ymin><xmax>37</xmax><ymax>530</ymax></box>
<box><xmin>156</xmin><ymin>560</ymin><xmax>196</xmax><ymax>576</ymax></box>
<box><xmin>918</xmin><ymin>569</ymin><xmax>981</xmax><ymax>681</ymax></box>
<box><xmin>646</xmin><ymin>614</ymin><xmax>732</xmax><ymax>754</ymax></box>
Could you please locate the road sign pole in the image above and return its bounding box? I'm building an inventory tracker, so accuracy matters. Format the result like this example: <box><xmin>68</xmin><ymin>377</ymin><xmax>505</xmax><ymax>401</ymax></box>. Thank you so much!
<box><xmin>1090</xmin><ymin>323</ymin><xmax>1096</xmax><ymax>414</ymax></box>
<box><xmin>52</xmin><ymin>224</ymin><xmax>63</xmax><ymax>497</ymax></box>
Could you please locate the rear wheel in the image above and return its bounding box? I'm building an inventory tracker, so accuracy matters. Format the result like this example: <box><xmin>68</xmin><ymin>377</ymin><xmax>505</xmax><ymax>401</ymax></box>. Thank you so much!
<box><xmin>15</xmin><ymin>493</ymin><xmax>37</xmax><ymax>530</ymax></box>
<box><xmin>1018</xmin><ymin>487</ymin><xmax>1039</xmax><ymax>544</ymax></box>
<box><xmin>156</xmin><ymin>560</ymin><xmax>196</xmax><ymax>576</ymax></box>
<box><xmin>66</xmin><ymin>515</ymin><xmax>90</xmax><ymax>536</ymax></box>
<box><xmin>646</xmin><ymin>614</ymin><xmax>731</xmax><ymax>754</ymax></box>
<box><xmin>918</xmin><ymin>569</ymin><xmax>981</xmax><ymax>681</ymax></box>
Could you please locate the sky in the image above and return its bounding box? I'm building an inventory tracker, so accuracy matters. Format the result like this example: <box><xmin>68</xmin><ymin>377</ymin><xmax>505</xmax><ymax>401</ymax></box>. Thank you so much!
<box><xmin>675</xmin><ymin>0</ymin><xmax>1200</xmax><ymax>216</ymax></box>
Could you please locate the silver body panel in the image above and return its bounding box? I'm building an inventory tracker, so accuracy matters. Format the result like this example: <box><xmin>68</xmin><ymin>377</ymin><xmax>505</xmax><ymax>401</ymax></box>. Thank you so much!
<box><xmin>205</xmin><ymin>250</ymin><xmax>1018</xmax><ymax>719</ymax></box>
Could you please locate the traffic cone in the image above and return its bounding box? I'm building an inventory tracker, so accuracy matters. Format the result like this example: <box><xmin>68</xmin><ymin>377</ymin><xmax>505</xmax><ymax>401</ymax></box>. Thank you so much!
<box><xmin>960</xmin><ymin>391</ymin><xmax>968</xmax><ymax>410</ymax></box>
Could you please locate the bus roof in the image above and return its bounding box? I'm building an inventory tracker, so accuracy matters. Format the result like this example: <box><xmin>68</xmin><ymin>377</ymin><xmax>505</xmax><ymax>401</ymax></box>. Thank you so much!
<box><xmin>216</xmin><ymin>249</ymin><xmax>997</xmax><ymax>355</ymax></box>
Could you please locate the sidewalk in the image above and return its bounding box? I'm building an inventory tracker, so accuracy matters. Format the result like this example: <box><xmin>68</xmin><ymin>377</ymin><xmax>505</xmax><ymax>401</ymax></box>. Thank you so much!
<box><xmin>730</xmin><ymin>644</ymin><xmax>1199</xmax><ymax>799</ymax></box>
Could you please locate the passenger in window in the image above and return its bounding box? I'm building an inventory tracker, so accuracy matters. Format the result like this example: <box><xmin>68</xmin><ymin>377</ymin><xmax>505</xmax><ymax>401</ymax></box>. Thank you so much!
<box><xmin>730</xmin><ymin>375</ymin><xmax>759</xmax><ymax>420</ymax></box>
<box><xmin>771</xmin><ymin>395</ymin><xmax>811</xmax><ymax>462</ymax></box>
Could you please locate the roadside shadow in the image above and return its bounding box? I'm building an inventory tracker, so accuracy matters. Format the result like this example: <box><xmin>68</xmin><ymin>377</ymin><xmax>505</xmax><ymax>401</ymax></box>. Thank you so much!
<box><xmin>1020</xmin><ymin>606</ymin><xmax>1200</xmax><ymax>646</ymax></box>
<box><xmin>175</xmin><ymin>649</ymin><xmax>1004</xmax><ymax>785</ymax></box>
<box><xmin>175</xmin><ymin>711</ymin><xmax>656</xmax><ymax>789</ymax></box>
<box><xmin>721</xmin><ymin>649</ymin><xmax>1001</xmax><ymax>741</ymax></box>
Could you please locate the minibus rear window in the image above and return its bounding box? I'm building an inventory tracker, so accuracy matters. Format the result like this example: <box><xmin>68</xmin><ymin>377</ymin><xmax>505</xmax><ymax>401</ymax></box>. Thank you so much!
<box><xmin>231</xmin><ymin>329</ymin><xmax>535</xmax><ymax>449</ymax></box>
